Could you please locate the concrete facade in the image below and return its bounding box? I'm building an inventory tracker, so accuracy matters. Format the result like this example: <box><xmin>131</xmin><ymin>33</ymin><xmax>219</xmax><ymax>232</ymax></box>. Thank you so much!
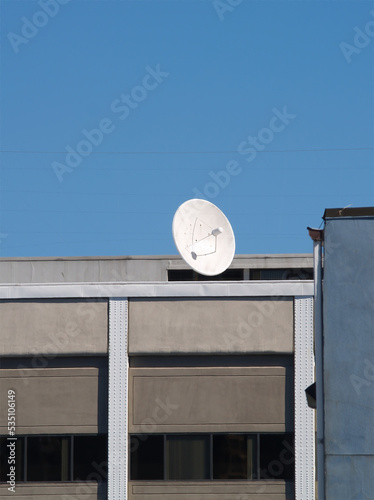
<box><xmin>0</xmin><ymin>300</ymin><xmax>108</xmax><ymax>356</ymax></box>
<box><xmin>129</xmin><ymin>365</ymin><xmax>293</xmax><ymax>434</ymax></box>
<box><xmin>128</xmin><ymin>481</ymin><xmax>292</xmax><ymax>500</ymax></box>
<box><xmin>0</xmin><ymin>483</ymin><xmax>104</xmax><ymax>499</ymax></box>
<box><xmin>0</xmin><ymin>254</ymin><xmax>314</xmax><ymax>500</ymax></box>
<box><xmin>323</xmin><ymin>212</ymin><xmax>374</xmax><ymax>498</ymax></box>
<box><xmin>0</xmin><ymin>366</ymin><xmax>107</xmax><ymax>435</ymax></box>
<box><xmin>0</xmin><ymin>254</ymin><xmax>313</xmax><ymax>284</ymax></box>
<box><xmin>129</xmin><ymin>298</ymin><xmax>294</xmax><ymax>354</ymax></box>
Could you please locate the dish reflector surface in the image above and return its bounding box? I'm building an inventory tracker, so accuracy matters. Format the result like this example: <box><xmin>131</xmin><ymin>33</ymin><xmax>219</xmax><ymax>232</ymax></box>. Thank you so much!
<box><xmin>172</xmin><ymin>199</ymin><xmax>235</xmax><ymax>276</ymax></box>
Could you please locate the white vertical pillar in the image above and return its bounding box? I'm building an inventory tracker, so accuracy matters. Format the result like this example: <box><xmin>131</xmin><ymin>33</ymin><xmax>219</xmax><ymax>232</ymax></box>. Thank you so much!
<box><xmin>108</xmin><ymin>298</ymin><xmax>128</xmax><ymax>500</ymax></box>
<box><xmin>294</xmin><ymin>296</ymin><xmax>315</xmax><ymax>500</ymax></box>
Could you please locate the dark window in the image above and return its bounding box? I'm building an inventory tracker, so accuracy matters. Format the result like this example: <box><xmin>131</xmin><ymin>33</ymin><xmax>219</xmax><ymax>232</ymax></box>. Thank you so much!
<box><xmin>0</xmin><ymin>434</ymin><xmax>109</xmax><ymax>484</ymax></box>
<box><xmin>0</xmin><ymin>436</ymin><xmax>24</xmax><ymax>482</ymax></box>
<box><xmin>130</xmin><ymin>435</ymin><xmax>164</xmax><ymax>480</ymax></box>
<box><xmin>73</xmin><ymin>435</ymin><xmax>107</xmax><ymax>482</ymax></box>
<box><xmin>168</xmin><ymin>269</ymin><xmax>244</xmax><ymax>281</ymax></box>
<box><xmin>166</xmin><ymin>435</ymin><xmax>210</xmax><ymax>480</ymax></box>
<box><xmin>168</xmin><ymin>269</ymin><xmax>195</xmax><ymax>281</ymax></box>
<box><xmin>213</xmin><ymin>434</ymin><xmax>257</xmax><ymax>479</ymax></box>
<box><xmin>130</xmin><ymin>433</ymin><xmax>293</xmax><ymax>481</ymax></box>
<box><xmin>198</xmin><ymin>269</ymin><xmax>244</xmax><ymax>281</ymax></box>
<box><xmin>259</xmin><ymin>434</ymin><xmax>294</xmax><ymax>479</ymax></box>
<box><xmin>0</xmin><ymin>432</ymin><xmax>294</xmax><ymax>483</ymax></box>
<box><xmin>250</xmin><ymin>269</ymin><xmax>313</xmax><ymax>280</ymax></box>
<box><xmin>27</xmin><ymin>436</ymin><xmax>70</xmax><ymax>481</ymax></box>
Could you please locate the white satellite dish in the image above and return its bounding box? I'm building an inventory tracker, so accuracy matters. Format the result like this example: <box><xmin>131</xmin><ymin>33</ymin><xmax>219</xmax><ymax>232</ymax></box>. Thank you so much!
<box><xmin>172</xmin><ymin>199</ymin><xmax>235</xmax><ymax>276</ymax></box>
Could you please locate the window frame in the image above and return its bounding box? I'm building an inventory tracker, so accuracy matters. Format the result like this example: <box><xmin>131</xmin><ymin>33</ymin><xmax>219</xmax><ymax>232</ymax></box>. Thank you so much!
<box><xmin>129</xmin><ymin>432</ymin><xmax>294</xmax><ymax>482</ymax></box>
<box><xmin>0</xmin><ymin>434</ymin><xmax>108</xmax><ymax>484</ymax></box>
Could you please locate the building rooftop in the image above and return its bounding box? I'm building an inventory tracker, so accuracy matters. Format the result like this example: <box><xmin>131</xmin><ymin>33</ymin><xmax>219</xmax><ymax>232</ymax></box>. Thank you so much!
<box><xmin>0</xmin><ymin>254</ymin><xmax>313</xmax><ymax>284</ymax></box>
<box><xmin>324</xmin><ymin>206</ymin><xmax>374</xmax><ymax>219</ymax></box>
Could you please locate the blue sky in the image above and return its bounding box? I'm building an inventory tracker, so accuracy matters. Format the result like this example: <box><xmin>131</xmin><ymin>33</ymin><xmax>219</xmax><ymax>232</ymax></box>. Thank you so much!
<box><xmin>1</xmin><ymin>0</ymin><xmax>373</xmax><ymax>258</ymax></box>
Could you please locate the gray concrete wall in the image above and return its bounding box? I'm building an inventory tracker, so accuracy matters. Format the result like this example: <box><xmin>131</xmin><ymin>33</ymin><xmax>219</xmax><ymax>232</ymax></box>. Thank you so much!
<box><xmin>0</xmin><ymin>366</ymin><xmax>107</xmax><ymax>434</ymax></box>
<box><xmin>323</xmin><ymin>216</ymin><xmax>374</xmax><ymax>497</ymax></box>
<box><xmin>0</xmin><ymin>300</ymin><xmax>108</xmax><ymax>356</ymax></box>
<box><xmin>128</xmin><ymin>481</ymin><xmax>293</xmax><ymax>500</ymax></box>
<box><xmin>128</xmin><ymin>298</ymin><xmax>294</xmax><ymax>354</ymax></box>
<box><xmin>0</xmin><ymin>254</ymin><xmax>313</xmax><ymax>284</ymax></box>
<box><xmin>129</xmin><ymin>366</ymin><xmax>293</xmax><ymax>433</ymax></box>
<box><xmin>0</xmin><ymin>256</ymin><xmax>167</xmax><ymax>283</ymax></box>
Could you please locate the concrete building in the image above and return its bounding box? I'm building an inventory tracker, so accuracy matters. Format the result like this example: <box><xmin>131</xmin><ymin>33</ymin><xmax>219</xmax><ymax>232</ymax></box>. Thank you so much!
<box><xmin>2</xmin><ymin>208</ymin><xmax>373</xmax><ymax>500</ymax></box>
<box><xmin>321</xmin><ymin>207</ymin><xmax>374</xmax><ymax>499</ymax></box>
<box><xmin>0</xmin><ymin>253</ymin><xmax>316</xmax><ymax>500</ymax></box>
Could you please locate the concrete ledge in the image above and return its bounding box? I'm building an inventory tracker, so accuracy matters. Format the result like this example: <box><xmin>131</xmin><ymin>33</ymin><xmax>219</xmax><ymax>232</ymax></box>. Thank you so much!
<box><xmin>129</xmin><ymin>480</ymin><xmax>294</xmax><ymax>499</ymax></box>
<box><xmin>0</xmin><ymin>281</ymin><xmax>314</xmax><ymax>299</ymax></box>
<box><xmin>0</xmin><ymin>482</ymin><xmax>105</xmax><ymax>499</ymax></box>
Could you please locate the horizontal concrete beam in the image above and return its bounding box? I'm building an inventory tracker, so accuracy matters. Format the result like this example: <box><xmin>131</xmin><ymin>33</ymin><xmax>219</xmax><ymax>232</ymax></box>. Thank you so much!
<box><xmin>0</xmin><ymin>281</ymin><xmax>313</xmax><ymax>299</ymax></box>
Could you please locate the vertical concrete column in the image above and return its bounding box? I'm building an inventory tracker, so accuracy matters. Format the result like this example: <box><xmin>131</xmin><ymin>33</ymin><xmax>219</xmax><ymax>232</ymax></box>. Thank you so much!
<box><xmin>108</xmin><ymin>298</ymin><xmax>128</xmax><ymax>500</ymax></box>
<box><xmin>294</xmin><ymin>296</ymin><xmax>315</xmax><ymax>500</ymax></box>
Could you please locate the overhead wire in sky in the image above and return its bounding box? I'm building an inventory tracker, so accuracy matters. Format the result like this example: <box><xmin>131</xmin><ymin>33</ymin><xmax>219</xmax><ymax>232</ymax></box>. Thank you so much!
<box><xmin>1</xmin><ymin>146</ymin><xmax>372</xmax><ymax>171</ymax></box>
<box><xmin>0</xmin><ymin>147</ymin><xmax>373</xmax><ymax>154</ymax></box>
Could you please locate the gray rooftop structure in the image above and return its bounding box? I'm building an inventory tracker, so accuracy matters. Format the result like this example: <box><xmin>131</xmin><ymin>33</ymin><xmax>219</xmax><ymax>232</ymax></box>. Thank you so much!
<box><xmin>0</xmin><ymin>253</ymin><xmax>313</xmax><ymax>284</ymax></box>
